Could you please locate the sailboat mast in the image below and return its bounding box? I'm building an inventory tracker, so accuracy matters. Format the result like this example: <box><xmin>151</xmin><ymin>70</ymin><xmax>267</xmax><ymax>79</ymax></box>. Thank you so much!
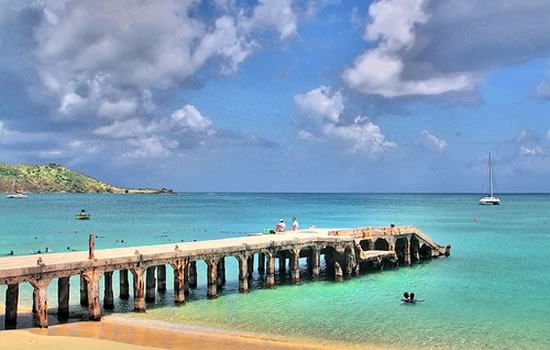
<box><xmin>489</xmin><ymin>152</ymin><xmax>494</xmax><ymax>197</ymax></box>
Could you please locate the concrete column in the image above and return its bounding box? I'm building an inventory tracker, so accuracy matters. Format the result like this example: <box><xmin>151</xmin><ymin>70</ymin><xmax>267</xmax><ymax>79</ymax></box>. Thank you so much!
<box><xmin>84</xmin><ymin>270</ymin><xmax>103</xmax><ymax>321</ymax></box>
<box><xmin>311</xmin><ymin>247</ymin><xmax>320</xmax><ymax>278</ymax></box>
<box><xmin>157</xmin><ymin>265</ymin><xmax>167</xmax><ymax>292</ymax></box>
<box><xmin>189</xmin><ymin>261</ymin><xmax>198</xmax><ymax>288</ymax></box>
<box><xmin>57</xmin><ymin>277</ymin><xmax>70</xmax><ymax>320</ymax></box>
<box><xmin>404</xmin><ymin>238</ymin><xmax>411</xmax><ymax>266</ymax></box>
<box><xmin>237</xmin><ymin>255</ymin><xmax>249</xmax><ymax>293</ymax></box>
<box><xmin>32</xmin><ymin>289</ymin><xmax>36</xmax><ymax>314</ymax></box>
<box><xmin>290</xmin><ymin>248</ymin><xmax>301</xmax><ymax>283</ymax></box>
<box><xmin>103</xmin><ymin>272</ymin><xmax>114</xmax><ymax>310</ymax></box>
<box><xmin>206</xmin><ymin>259</ymin><xmax>218</xmax><ymax>299</ymax></box>
<box><xmin>145</xmin><ymin>266</ymin><xmax>156</xmax><ymax>302</ymax></box>
<box><xmin>345</xmin><ymin>247</ymin><xmax>354</xmax><ymax>276</ymax></box>
<box><xmin>216</xmin><ymin>257</ymin><xmax>225</xmax><ymax>289</ymax></box>
<box><xmin>334</xmin><ymin>262</ymin><xmax>343</xmax><ymax>281</ymax></box>
<box><xmin>258</xmin><ymin>253</ymin><xmax>265</xmax><ymax>273</ymax></box>
<box><xmin>31</xmin><ymin>279</ymin><xmax>51</xmax><ymax>328</ymax></box>
<box><xmin>120</xmin><ymin>269</ymin><xmax>130</xmax><ymax>300</ymax></box>
<box><xmin>131</xmin><ymin>268</ymin><xmax>145</xmax><ymax>312</ymax></box>
<box><xmin>184</xmin><ymin>263</ymin><xmax>190</xmax><ymax>294</ymax></box>
<box><xmin>80</xmin><ymin>274</ymin><xmax>88</xmax><ymax>306</ymax></box>
<box><xmin>247</xmin><ymin>254</ymin><xmax>254</xmax><ymax>279</ymax></box>
<box><xmin>278</xmin><ymin>252</ymin><xmax>286</xmax><ymax>274</ymax></box>
<box><xmin>171</xmin><ymin>259</ymin><xmax>187</xmax><ymax>304</ymax></box>
<box><xmin>265</xmin><ymin>252</ymin><xmax>275</xmax><ymax>288</ymax></box>
<box><xmin>5</xmin><ymin>284</ymin><xmax>19</xmax><ymax>328</ymax></box>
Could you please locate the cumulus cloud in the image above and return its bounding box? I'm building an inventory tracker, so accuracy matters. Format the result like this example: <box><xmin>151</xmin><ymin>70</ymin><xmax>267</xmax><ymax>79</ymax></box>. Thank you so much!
<box><xmin>415</xmin><ymin>130</ymin><xmax>448</xmax><ymax>153</ymax></box>
<box><xmin>343</xmin><ymin>0</ymin><xmax>473</xmax><ymax>97</ymax></box>
<box><xmin>534</xmin><ymin>81</ymin><xmax>550</xmax><ymax>100</ymax></box>
<box><xmin>294</xmin><ymin>86</ymin><xmax>397</xmax><ymax>157</ymax></box>
<box><xmin>344</xmin><ymin>0</ymin><xmax>550</xmax><ymax>98</ymax></box>
<box><xmin>294</xmin><ymin>85</ymin><xmax>344</xmax><ymax>124</ymax></box>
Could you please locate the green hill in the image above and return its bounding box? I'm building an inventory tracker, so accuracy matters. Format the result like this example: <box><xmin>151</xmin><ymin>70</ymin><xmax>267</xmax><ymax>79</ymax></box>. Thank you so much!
<box><xmin>0</xmin><ymin>163</ymin><xmax>173</xmax><ymax>194</ymax></box>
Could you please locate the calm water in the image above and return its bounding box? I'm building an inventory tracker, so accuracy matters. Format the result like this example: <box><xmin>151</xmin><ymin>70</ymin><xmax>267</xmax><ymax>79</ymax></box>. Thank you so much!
<box><xmin>1</xmin><ymin>193</ymin><xmax>550</xmax><ymax>349</ymax></box>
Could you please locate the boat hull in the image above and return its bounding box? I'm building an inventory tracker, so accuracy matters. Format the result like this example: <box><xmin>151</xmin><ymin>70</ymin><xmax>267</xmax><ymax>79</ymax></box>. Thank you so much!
<box><xmin>479</xmin><ymin>196</ymin><xmax>501</xmax><ymax>205</ymax></box>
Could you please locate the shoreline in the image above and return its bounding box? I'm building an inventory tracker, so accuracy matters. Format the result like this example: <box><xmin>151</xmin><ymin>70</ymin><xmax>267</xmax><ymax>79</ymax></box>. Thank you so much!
<box><xmin>0</xmin><ymin>314</ymin><xmax>390</xmax><ymax>350</ymax></box>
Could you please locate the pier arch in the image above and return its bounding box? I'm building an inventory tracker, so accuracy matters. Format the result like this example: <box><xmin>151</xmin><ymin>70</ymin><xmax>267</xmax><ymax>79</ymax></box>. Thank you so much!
<box><xmin>359</xmin><ymin>239</ymin><xmax>372</xmax><ymax>251</ymax></box>
<box><xmin>394</xmin><ymin>238</ymin><xmax>408</xmax><ymax>264</ymax></box>
<box><xmin>374</xmin><ymin>238</ymin><xmax>389</xmax><ymax>251</ymax></box>
<box><xmin>419</xmin><ymin>244</ymin><xmax>432</xmax><ymax>259</ymax></box>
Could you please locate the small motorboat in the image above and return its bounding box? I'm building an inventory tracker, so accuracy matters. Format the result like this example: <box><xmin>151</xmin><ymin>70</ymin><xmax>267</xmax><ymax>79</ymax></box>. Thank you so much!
<box><xmin>7</xmin><ymin>193</ymin><xmax>28</xmax><ymax>199</ymax></box>
<box><xmin>76</xmin><ymin>209</ymin><xmax>91</xmax><ymax>220</ymax></box>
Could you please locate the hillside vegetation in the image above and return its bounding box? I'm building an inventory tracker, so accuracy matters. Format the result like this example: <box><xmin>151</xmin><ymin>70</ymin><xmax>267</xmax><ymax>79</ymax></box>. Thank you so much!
<box><xmin>0</xmin><ymin>163</ymin><xmax>173</xmax><ymax>194</ymax></box>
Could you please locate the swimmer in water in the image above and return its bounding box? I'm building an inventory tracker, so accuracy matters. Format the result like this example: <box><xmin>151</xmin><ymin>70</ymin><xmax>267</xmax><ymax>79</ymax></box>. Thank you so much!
<box><xmin>401</xmin><ymin>292</ymin><xmax>410</xmax><ymax>303</ymax></box>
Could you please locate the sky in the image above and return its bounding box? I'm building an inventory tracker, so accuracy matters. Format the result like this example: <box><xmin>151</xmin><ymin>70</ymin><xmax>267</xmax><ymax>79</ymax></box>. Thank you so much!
<box><xmin>1</xmin><ymin>0</ymin><xmax>550</xmax><ymax>192</ymax></box>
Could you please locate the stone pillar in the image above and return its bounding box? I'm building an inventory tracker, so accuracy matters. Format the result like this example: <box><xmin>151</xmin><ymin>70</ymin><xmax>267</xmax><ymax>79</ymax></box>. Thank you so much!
<box><xmin>171</xmin><ymin>259</ymin><xmax>188</xmax><ymax>304</ymax></box>
<box><xmin>265</xmin><ymin>252</ymin><xmax>275</xmax><ymax>288</ymax></box>
<box><xmin>131</xmin><ymin>268</ymin><xmax>145</xmax><ymax>312</ymax></box>
<box><xmin>32</xmin><ymin>289</ymin><xmax>36</xmax><ymax>314</ymax></box>
<box><xmin>278</xmin><ymin>252</ymin><xmax>286</xmax><ymax>274</ymax></box>
<box><xmin>80</xmin><ymin>274</ymin><xmax>88</xmax><ymax>306</ymax></box>
<box><xmin>157</xmin><ymin>265</ymin><xmax>167</xmax><ymax>292</ymax></box>
<box><xmin>247</xmin><ymin>254</ymin><xmax>254</xmax><ymax>279</ymax></box>
<box><xmin>345</xmin><ymin>247</ymin><xmax>355</xmax><ymax>276</ymax></box>
<box><xmin>189</xmin><ymin>261</ymin><xmax>198</xmax><ymax>288</ymax></box>
<box><xmin>184</xmin><ymin>263</ymin><xmax>190</xmax><ymax>294</ymax></box>
<box><xmin>290</xmin><ymin>248</ymin><xmax>301</xmax><ymax>283</ymax></box>
<box><xmin>31</xmin><ymin>279</ymin><xmax>51</xmax><ymax>328</ymax></box>
<box><xmin>237</xmin><ymin>255</ymin><xmax>249</xmax><ymax>293</ymax></box>
<box><xmin>206</xmin><ymin>259</ymin><xmax>218</xmax><ymax>299</ymax></box>
<box><xmin>404</xmin><ymin>238</ymin><xmax>411</xmax><ymax>266</ymax></box>
<box><xmin>83</xmin><ymin>271</ymin><xmax>103</xmax><ymax>321</ymax></box>
<box><xmin>103</xmin><ymin>272</ymin><xmax>114</xmax><ymax>310</ymax></box>
<box><xmin>57</xmin><ymin>277</ymin><xmax>70</xmax><ymax>320</ymax></box>
<box><xmin>258</xmin><ymin>253</ymin><xmax>265</xmax><ymax>273</ymax></box>
<box><xmin>5</xmin><ymin>284</ymin><xmax>19</xmax><ymax>328</ymax></box>
<box><xmin>334</xmin><ymin>262</ymin><xmax>343</xmax><ymax>281</ymax></box>
<box><xmin>311</xmin><ymin>247</ymin><xmax>320</xmax><ymax>278</ymax></box>
<box><xmin>120</xmin><ymin>269</ymin><xmax>130</xmax><ymax>300</ymax></box>
<box><xmin>145</xmin><ymin>266</ymin><xmax>156</xmax><ymax>302</ymax></box>
<box><xmin>217</xmin><ymin>257</ymin><xmax>225</xmax><ymax>288</ymax></box>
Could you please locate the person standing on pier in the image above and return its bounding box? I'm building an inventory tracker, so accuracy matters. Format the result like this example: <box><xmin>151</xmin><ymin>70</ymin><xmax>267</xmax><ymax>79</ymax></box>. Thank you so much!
<box><xmin>292</xmin><ymin>217</ymin><xmax>299</xmax><ymax>231</ymax></box>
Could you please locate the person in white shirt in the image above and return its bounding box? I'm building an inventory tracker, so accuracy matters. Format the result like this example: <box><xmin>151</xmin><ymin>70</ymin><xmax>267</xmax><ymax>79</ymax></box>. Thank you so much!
<box><xmin>292</xmin><ymin>217</ymin><xmax>299</xmax><ymax>231</ymax></box>
<box><xmin>276</xmin><ymin>219</ymin><xmax>286</xmax><ymax>232</ymax></box>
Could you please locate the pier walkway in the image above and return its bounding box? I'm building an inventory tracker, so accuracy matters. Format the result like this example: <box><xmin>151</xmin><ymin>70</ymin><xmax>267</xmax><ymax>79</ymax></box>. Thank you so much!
<box><xmin>0</xmin><ymin>226</ymin><xmax>450</xmax><ymax>329</ymax></box>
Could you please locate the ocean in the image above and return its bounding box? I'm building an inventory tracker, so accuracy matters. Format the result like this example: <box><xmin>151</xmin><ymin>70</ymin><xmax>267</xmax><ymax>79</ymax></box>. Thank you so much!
<box><xmin>1</xmin><ymin>193</ymin><xmax>549</xmax><ymax>349</ymax></box>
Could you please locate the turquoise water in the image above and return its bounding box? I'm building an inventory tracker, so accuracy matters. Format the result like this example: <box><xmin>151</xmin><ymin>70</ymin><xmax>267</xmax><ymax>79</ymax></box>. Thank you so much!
<box><xmin>1</xmin><ymin>193</ymin><xmax>550</xmax><ymax>349</ymax></box>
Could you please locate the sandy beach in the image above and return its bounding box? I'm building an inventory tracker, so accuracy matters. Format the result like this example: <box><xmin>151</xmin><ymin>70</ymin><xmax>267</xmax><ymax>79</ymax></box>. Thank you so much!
<box><xmin>0</xmin><ymin>315</ymin><xmax>384</xmax><ymax>350</ymax></box>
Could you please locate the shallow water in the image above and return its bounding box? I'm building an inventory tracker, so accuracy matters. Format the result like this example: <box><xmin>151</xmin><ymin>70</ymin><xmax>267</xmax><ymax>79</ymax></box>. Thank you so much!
<box><xmin>1</xmin><ymin>193</ymin><xmax>549</xmax><ymax>349</ymax></box>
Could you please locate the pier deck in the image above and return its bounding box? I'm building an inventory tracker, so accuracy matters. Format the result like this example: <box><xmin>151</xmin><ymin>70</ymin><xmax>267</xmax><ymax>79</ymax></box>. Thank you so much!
<box><xmin>0</xmin><ymin>226</ymin><xmax>450</xmax><ymax>329</ymax></box>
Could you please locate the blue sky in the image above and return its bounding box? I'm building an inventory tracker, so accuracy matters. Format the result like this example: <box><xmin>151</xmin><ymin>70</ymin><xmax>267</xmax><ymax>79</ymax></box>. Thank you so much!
<box><xmin>1</xmin><ymin>0</ymin><xmax>550</xmax><ymax>192</ymax></box>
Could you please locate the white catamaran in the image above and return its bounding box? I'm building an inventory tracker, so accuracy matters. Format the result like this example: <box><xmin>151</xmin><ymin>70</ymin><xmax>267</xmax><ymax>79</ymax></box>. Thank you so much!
<box><xmin>479</xmin><ymin>152</ymin><xmax>500</xmax><ymax>205</ymax></box>
<box><xmin>6</xmin><ymin>179</ymin><xmax>28</xmax><ymax>199</ymax></box>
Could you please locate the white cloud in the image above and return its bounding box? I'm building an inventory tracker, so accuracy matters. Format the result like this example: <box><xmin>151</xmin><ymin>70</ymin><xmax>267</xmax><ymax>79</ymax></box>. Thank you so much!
<box><xmin>121</xmin><ymin>136</ymin><xmax>176</xmax><ymax>160</ymax></box>
<box><xmin>416</xmin><ymin>130</ymin><xmax>448</xmax><ymax>153</ymax></box>
<box><xmin>294</xmin><ymin>86</ymin><xmax>344</xmax><ymax>124</ymax></box>
<box><xmin>535</xmin><ymin>81</ymin><xmax>550</xmax><ymax>100</ymax></box>
<box><xmin>241</xmin><ymin>0</ymin><xmax>297</xmax><ymax>40</ymax></box>
<box><xmin>520</xmin><ymin>146</ymin><xmax>544</xmax><ymax>157</ymax></box>
<box><xmin>97</xmin><ymin>99</ymin><xmax>138</xmax><ymax>119</ymax></box>
<box><xmin>170</xmin><ymin>105</ymin><xmax>212</xmax><ymax>132</ymax></box>
<box><xmin>343</xmin><ymin>0</ymin><xmax>473</xmax><ymax>98</ymax></box>
<box><xmin>294</xmin><ymin>87</ymin><xmax>397</xmax><ymax>157</ymax></box>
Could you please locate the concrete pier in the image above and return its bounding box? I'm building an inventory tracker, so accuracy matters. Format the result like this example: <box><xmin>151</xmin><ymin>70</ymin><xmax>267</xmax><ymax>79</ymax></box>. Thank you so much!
<box><xmin>103</xmin><ymin>272</ymin><xmax>114</xmax><ymax>310</ymax></box>
<box><xmin>157</xmin><ymin>265</ymin><xmax>166</xmax><ymax>292</ymax></box>
<box><xmin>0</xmin><ymin>225</ymin><xmax>449</xmax><ymax>329</ymax></box>
<box><xmin>57</xmin><ymin>277</ymin><xmax>70</xmax><ymax>319</ymax></box>
<box><xmin>119</xmin><ymin>269</ymin><xmax>129</xmax><ymax>300</ymax></box>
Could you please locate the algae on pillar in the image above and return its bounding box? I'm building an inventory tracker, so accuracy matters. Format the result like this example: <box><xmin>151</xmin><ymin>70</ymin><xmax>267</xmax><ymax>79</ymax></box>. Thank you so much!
<box><xmin>31</xmin><ymin>279</ymin><xmax>51</xmax><ymax>328</ymax></box>
<box><xmin>5</xmin><ymin>284</ymin><xmax>19</xmax><ymax>329</ymax></box>
<box><xmin>247</xmin><ymin>254</ymin><xmax>254</xmax><ymax>279</ymax></box>
<box><xmin>217</xmin><ymin>257</ymin><xmax>225</xmax><ymax>289</ymax></box>
<box><xmin>57</xmin><ymin>277</ymin><xmax>70</xmax><ymax>320</ymax></box>
<box><xmin>236</xmin><ymin>255</ymin><xmax>249</xmax><ymax>293</ymax></box>
<box><xmin>290</xmin><ymin>248</ymin><xmax>301</xmax><ymax>283</ymax></box>
<box><xmin>189</xmin><ymin>261</ymin><xmax>198</xmax><ymax>289</ymax></box>
<box><xmin>119</xmin><ymin>269</ymin><xmax>130</xmax><ymax>300</ymax></box>
<box><xmin>310</xmin><ymin>247</ymin><xmax>320</xmax><ymax>278</ymax></box>
<box><xmin>103</xmin><ymin>272</ymin><xmax>114</xmax><ymax>310</ymax></box>
<box><xmin>265</xmin><ymin>252</ymin><xmax>275</xmax><ymax>288</ymax></box>
<box><xmin>145</xmin><ymin>266</ymin><xmax>156</xmax><ymax>302</ymax></box>
<box><xmin>80</xmin><ymin>274</ymin><xmax>88</xmax><ymax>306</ymax></box>
<box><xmin>131</xmin><ymin>268</ymin><xmax>146</xmax><ymax>312</ymax></box>
<box><xmin>206</xmin><ymin>259</ymin><xmax>219</xmax><ymax>299</ymax></box>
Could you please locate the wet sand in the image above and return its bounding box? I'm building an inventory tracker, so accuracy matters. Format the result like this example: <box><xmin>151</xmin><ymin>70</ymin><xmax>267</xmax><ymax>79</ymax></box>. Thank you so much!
<box><xmin>0</xmin><ymin>316</ymin><xmax>385</xmax><ymax>350</ymax></box>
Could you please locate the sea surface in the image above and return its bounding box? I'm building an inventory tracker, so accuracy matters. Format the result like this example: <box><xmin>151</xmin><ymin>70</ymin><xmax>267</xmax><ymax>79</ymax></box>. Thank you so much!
<box><xmin>1</xmin><ymin>193</ymin><xmax>550</xmax><ymax>349</ymax></box>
